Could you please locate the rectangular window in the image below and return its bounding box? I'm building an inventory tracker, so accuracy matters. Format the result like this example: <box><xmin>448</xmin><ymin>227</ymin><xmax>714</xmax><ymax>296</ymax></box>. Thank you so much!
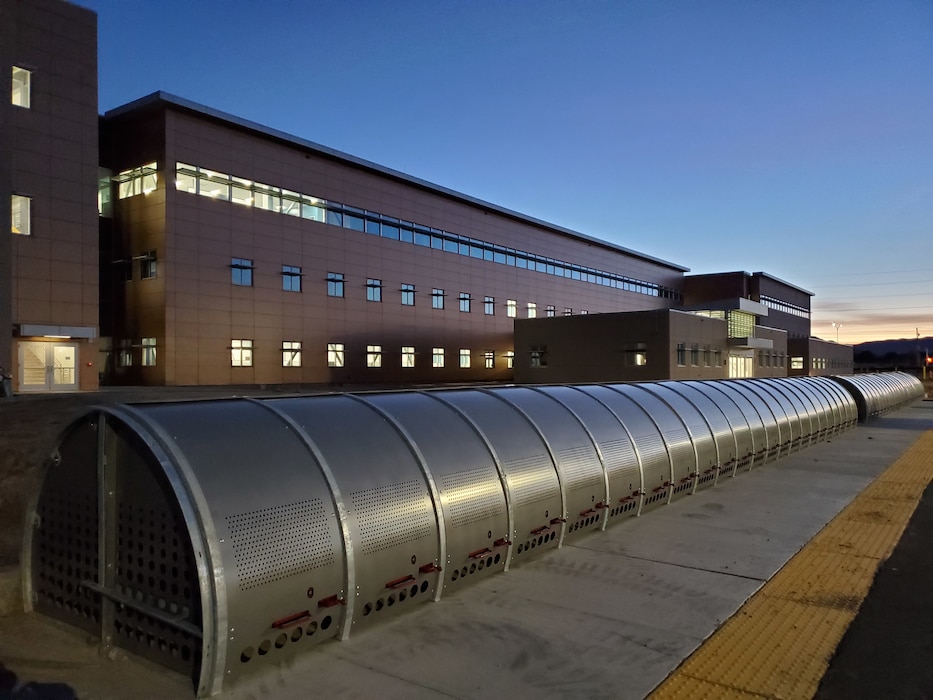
<box><xmin>459</xmin><ymin>348</ymin><xmax>471</xmax><ymax>368</ymax></box>
<box><xmin>714</xmin><ymin>347</ymin><xmax>723</xmax><ymax>366</ymax></box>
<box><xmin>401</xmin><ymin>283</ymin><xmax>415</xmax><ymax>306</ymax></box>
<box><xmin>506</xmin><ymin>350</ymin><xmax>515</xmax><ymax>369</ymax></box>
<box><xmin>116</xmin><ymin>162</ymin><xmax>158</xmax><ymax>199</ymax></box>
<box><xmin>282</xmin><ymin>341</ymin><xmax>302</xmax><ymax>367</ymax></box>
<box><xmin>459</xmin><ymin>293</ymin><xmax>471</xmax><ymax>313</ymax></box>
<box><xmin>12</xmin><ymin>66</ymin><xmax>31</xmax><ymax>108</ymax></box>
<box><xmin>484</xmin><ymin>351</ymin><xmax>495</xmax><ymax>369</ymax></box>
<box><xmin>231</xmin><ymin>258</ymin><xmax>253</xmax><ymax>286</ymax></box>
<box><xmin>564</xmin><ymin>308</ymin><xmax>573</xmax><ymax>316</ymax></box>
<box><xmin>282</xmin><ymin>265</ymin><xmax>302</xmax><ymax>292</ymax></box>
<box><xmin>625</xmin><ymin>343</ymin><xmax>647</xmax><ymax>367</ymax></box>
<box><xmin>530</xmin><ymin>346</ymin><xmax>548</xmax><ymax>368</ymax></box>
<box><xmin>197</xmin><ymin>168</ymin><xmax>230</xmax><ymax>201</ymax></box>
<box><xmin>506</xmin><ymin>299</ymin><xmax>517</xmax><ymax>318</ymax></box>
<box><xmin>758</xmin><ymin>351</ymin><xmax>765</xmax><ymax>367</ymax></box>
<box><xmin>327</xmin><ymin>342</ymin><xmax>344</xmax><ymax>368</ymax></box>
<box><xmin>676</xmin><ymin>343</ymin><xmax>686</xmax><ymax>366</ymax></box>
<box><xmin>527</xmin><ymin>302</ymin><xmax>537</xmax><ymax>318</ymax></box>
<box><xmin>367</xmin><ymin>344</ymin><xmax>382</xmax><ymax>368</ymax></box>
<box><xmin>231</xmin><ymin>339</ymin><xmax>253</xmax><ymax>367</ymax></box>
<box><xmin>117</xmin><ymin>339</ymin><xmax>132</xmax><ymax>368</ymax></box>
<box><xmin>546</xmin><ymin>305</ymin><xmax>556</xmax><ymax>317</ymax></box>
<box><xmin>327</xmin><ymin>272</ymin><xmax>345</xmax><ymax>297</ymax></box>
<box><xmin>691</xmin><ymin>343</ymin><xmax>699</xmax><ymax>366</ymax></box>
<box><xmin>432</xmin><ymin>288</ymin><xmax>445</xmax><ymax>310</ymax></box>
<box><xmin>141</xmin><ymin>337</ymin><xmax>157</xmax><ymax>367</ymax></box>
<box><xmin>280</xmin><ymin>189</ymin><xmax>301</xmax><ymax>217</ymax></box>
<box><xmin>703</xmin><ymin>345</ymin><xmax>711</xmax><ymax>367</ymax></box>
<box><xmin>11</xmin><ymin>195</ymin><xmax>31</xmax><ymax>235</ymax></box>
<box><xmin>140</xmin><ymin>251</ymin><xmax>157</xmax><ymax>280</ymax></box>
<box><xmin>366</xmin><ymin>278</ymin><xmax>382</xmax><ymax>302</ymax></box>
<box><xmin>484</xmin><ymin>296</ymin><xmax>495</xmax><ymax>315</ymax></box>
<box><xmin>401</xmin><ymin>345</ymin><xmax>415</xmax><ymax>368</ymax></box>
<box><xmin>581</xmin><ymin>310</ymin><xmax>589</xmax><ymax>315</ymax></box>
<box><xmin>432</xmin><ymin>347</ymin><xmax>445</xmax><ymax>368</ymax></box>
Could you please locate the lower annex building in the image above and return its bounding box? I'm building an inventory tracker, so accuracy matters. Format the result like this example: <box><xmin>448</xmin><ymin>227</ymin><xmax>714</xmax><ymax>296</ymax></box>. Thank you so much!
<box><xmin>4</xmin><ymin>0</ymin><xmax>852</xmax><ymax>392</ymax></box>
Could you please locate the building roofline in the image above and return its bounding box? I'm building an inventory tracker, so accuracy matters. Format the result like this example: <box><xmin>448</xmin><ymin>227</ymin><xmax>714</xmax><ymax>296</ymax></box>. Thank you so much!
<box><xmin>103</xmin><ymin>92</ymin><xmax>689</xmax><ymax>273</ymax></box>
<box><xmin>686</xmin><ymin>270</ymin><xmax>813</xmax><ymax>297</ymax></box>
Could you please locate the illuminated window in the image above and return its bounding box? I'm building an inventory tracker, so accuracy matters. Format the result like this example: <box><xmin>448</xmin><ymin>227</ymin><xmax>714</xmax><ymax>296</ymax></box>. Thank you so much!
<box><xmin>282</xmin><ymin>341</ymin><xmax>302</xmax><ymax>367</ymax></box>
<box><xmin>366</xmin><ymin>278</ymin><xmax>382</xmax><ymax>302</ymax></box>
<box><xmin>546</xmin><ymin>305</ymin><xmax>555</xmax><ymax>317</ymax></box>
<box><xmin>327</xmin><ymin>272</ymin><xmax>344</xmax><ymax>297</ymax></box>
<box><xmin>791</xmin><ymin>356</ymin><xmax>804</xmax><ymax>370</ymax></box>
<box><xmin>727</xmin><ymin>311</ymin><xmax>755</xmax><ymax>338</ymax></box>
<box><xmin>196</xmin><ymin>168</ymin><xmax>230</xmax><ymax>201</ymax></box>
<box><xmin>506</xmin><ymin>350</ymin><xmax>515</xmax><ymax>369</ymax></box>
<box><xmin>484</xmin><ymin>351</ymin><xmax>495</xmax><ymax>369</ymax></box>
<box><xmin>231</xmin><ymin>339</ymin><xmax>253</xmax><ymax>367</ymax></box>
<box><xmin>231</xmin><ymin>258</ymin><xmax>253</xmax><ymax>286</ymax></box>
<box><xmin>625</xmin><ymin>343</ymin><xmax>647</xmax><ymax>367</ymax></box>
<box><xmin>506</xmin><ymin>299</ymin><xmax>517</xmax><ymax>318</ymax></box>
<box><xmin>117</xmin><ymin>339</ymin><xmax>132</xmax><ymax>367</ymax></box>
<box><xmin>141</xmin><ymin>338</ymin><xmax>157</xmax><ymax>367</ymax></box>
<box><xmin>564</xmin><ymin>308</ymin><xmax>572</xmax><ymax>316</ymax></box>
<box><xmin>459</xmin><ymin>293</ymin><xmax>471</xmax><ymax>313</ymax></box>
<box><xmin>367</xmin><ymin>345</ymin><xmax>382</xmax><ymax>368</ymax></box>
<box><xmin>11</xmin><ymin>67</ymin><xmax>31</xmax><ymax>108</ymax></box>
<box><xmin>401</xmin><ymin>283</ymin><xmax>415</xmax><ymax>306</ymax></box>
<box><xmin>432</xmin><ymin>288</ymin><xmax>445</xmax><ymax>309</ymax></box>
<box><xmin>140</xmin><ymin>251</ymin><xmax>157</xmax><ymax>280</ymax></box>
<box><xmin>459</xmin><ymin>348</ymin><xmax>471</xmax><ymax>368</ymax></box>
<box><xmin>401</xmin><ymin>346</ymin><xmax>415</xmax><ymax>368</ymax></box>
<box><xmin>484</xmin><ymin>296</ymin><xmax>495</xmax><ymax>315</ymax></box>
<box><xmin>676</xmin><ymin>343</ymin><xmax>686</xmax><ymax>366</ymax></box>
<box><xmin>580</xmin><ymin>310</ymin><xmax>588</xmax><ymax>315</ymax></box>
<box><xmin>527</xmin><ymin>302</ymin><xmax>537</xmax><ymax>318</ymax></box>
<box><xmin>116</xmin><ymin>162</ymin><xmax>157</xmax><ymax>199</ymax></box>
<box><xmin>327</xmin><ymin>343</ymin><xmax>344</xmax><ymax>367</ymax></box>
<box><xmin>11</xmin><ymin>195</ymin><xmax>31</xmax><ymax>235</ymax></box>
<box><xmin>282</xmin><ymin>265</ymin><xmax>302</xmax><ymax>292</ymax></box>
<box><xmin>432</xmin><ymin>347</ymin><xmax>445</xmax><ymax>368</ymax></box>
<box><xmin>530</xmin><ymin>346</ymin><xmax>548</xmax><ymax>368</ymax></box>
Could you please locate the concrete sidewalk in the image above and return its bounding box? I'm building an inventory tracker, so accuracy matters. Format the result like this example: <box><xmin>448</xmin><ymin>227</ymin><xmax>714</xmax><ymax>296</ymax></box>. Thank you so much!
<box><xmin>0</xmin><ymin>400</ymin><xmax>930</xmax><ymax>699</ymax></box>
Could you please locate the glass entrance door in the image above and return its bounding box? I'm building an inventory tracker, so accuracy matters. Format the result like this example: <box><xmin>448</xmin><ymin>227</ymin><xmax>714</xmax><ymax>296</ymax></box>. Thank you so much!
<box><xmin>728</xmin><ymin>353</ymin><xmax>753</xmax><ymax>379</ymax></box>
<box><xmin>18</xmin><ymin>341</ymin><xmax>79</xmax><ymax>391</ymax></box>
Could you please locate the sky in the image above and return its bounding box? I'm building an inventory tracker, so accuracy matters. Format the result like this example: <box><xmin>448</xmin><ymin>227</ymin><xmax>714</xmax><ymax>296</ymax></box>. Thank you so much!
<box><xmin>75</xmin><ymin>0</ymin><xmax>933</xmax><ymax>345</ymax></box>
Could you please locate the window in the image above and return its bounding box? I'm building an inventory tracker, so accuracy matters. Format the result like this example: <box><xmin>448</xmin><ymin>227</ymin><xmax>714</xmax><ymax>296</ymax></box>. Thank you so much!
<box><xmin>506</xmin><ymin>350</ymin><xmax>515</xmax><ymax>369</ymax></box>
<box><xmin>327</xmin><ymin>343</ymin><xmax>344</xmax><ymax>368</ymax></box>
<box><xmin>546</xmin><ymin>305</ymin><xmax>555</xmax><ymax>317</ymax></box>
<box><xmin>691</xmin><ymin>343</ymin><xmax>699</xmax><ymax>366</ymax></box>
<box><xmin>401</xmin><ymin>283</ymin><xmax>415</xmax><ymax>306</ymax></box>
<box><xmin>676</xmin><ymin>343</ymin><xmax>686</xmax><ymax>366</ymax></box>
<box><xmin>459</xmin><ymin>348</ymin><xmax>471</xmax><ymax>368</ymax></box>
<box><xmin>401</xmin><ymin>346</ymin><xmax>415</xmax><ymax>368</ymax></box>
<box><xmin>11</xmin><ymin>67</ymin><xmax>31</xmax><ymax>108</ymax></box>
<box><xmin>11</xmin><ymin>195</ymin><xmax>31</xmax><ymax>235</ymax></box>
<box><xmin>140</xmin><ymin>251</ymin><xmax>157</xmax><ymax>279</ymax></box>
<box><xmin>625</xmin><ymin>343</ymin><xmax>647</xmax><ymax>367</ymax></box>
<box><xmin>366</xmin><ymin>278</ymin><xmax>382</xmax><ymax>302</ymax></box>
<box><xmin>758</xmin><ymin>351</ymin><xmax>765</xmax><ymax>367</ymax></box>
<box><xmin>703</xmin><ymin>345</ymin><xmax>711</xmax><ymax>367</ymax></box>
<box><xmin>459</xmin><ymin>292</ymin><xmax>471</xmax><ymax>313</ymax></box>
<box><xmin>231</xmin><ymin>258</ymin><xmax>253</xmax><ymax>286</ymax></box>
<box><xmin>581</xmin><ymin>310</ymin><xmax>589</xmax><ymax>315</ymax></box>
<box><xmin>432</xmin><ymin>288</ymin><xmax>445</xmax><ymax>309</ymax></box>
<box><xmin>327</xmin><ymin>272</ymin><xmax>345</xmax><ymax>297</ymax></box>
<box><xmin>432</xmin><ymin>347</ymin><xmax>445</xmax><ymax>368</ymax></box>
<box><xmin>564</xmin><ymin>308</ymin><xmax>573</xmax><ymax>316</ymax></box>
<box><xmin>231</xmin><ymin>339</ymin><xmax>253</xmax><ymax>367</ymax></box>
<box><xmin>484</xmin><ymin>296</ymin><xmax>495</xmax><ymax>315</ymax></box>
<box><xmin>506</xmin><ymin>299</ymin><xmax>517</xmax><ymax>318</ymax></box>
<box><xmin>527</xmin><ymin>302</ymin><xmax>537</xmax><ymax>318</ymax></box>
<box><xmin>367</xmin><ymin>345</ymin><xmax>382</xmax><ymax>368</ymax></box>
<box><xmin>141</xmin><ymin>338</ymin><xmax>157</xmax><ymax>367</ymax></box>
<box><xmin>714</xmin><ymin>347</ymin><xmax>723</xmax><ymax>366</ymax></box>
<box><xmin>117</xmin><ymin>339</ymin><xmax>132</xmax><ymax>368</ymax></box>
<box><xmin>484</xmin><ymin>351</ymin><xmax>495</xmax><ymax>369</ymax></box>
<box><xmin>116</xmin><ymin>162</ymin><xmax>158</xmax><ymax>199</ymax></box>
<box><xmin>282</xmin><ymin>265</ymin><xmax>302</xmax><ymax>292</ymax></box>
<box><xmin>282</xmin><ymin>341</ymin><xmax>302</xmax><ymax>367</ymax></box>
<box><xmin>530</xmin><ymin>346</ymin><xmax>548</xmax><ymax>368</ymax></box>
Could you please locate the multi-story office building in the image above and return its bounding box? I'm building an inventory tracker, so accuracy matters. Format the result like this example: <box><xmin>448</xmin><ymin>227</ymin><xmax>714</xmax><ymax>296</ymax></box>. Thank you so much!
<box><xmin>1</xmin><ymin>0</ymin><xmax>100</xmax><ymax>392</ymax></box>
<box><xmin>98</xmin><ymin>93</ymin><xmax>687</xmax><ymax>386</ymax></box>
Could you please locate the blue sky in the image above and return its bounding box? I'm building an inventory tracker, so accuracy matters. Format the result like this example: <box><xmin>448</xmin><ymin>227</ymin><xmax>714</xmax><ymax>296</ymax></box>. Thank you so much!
<box><xmin>77</xmin><ymin>0</ymin><xmax>933</xmax><ymax>344</ymax></box>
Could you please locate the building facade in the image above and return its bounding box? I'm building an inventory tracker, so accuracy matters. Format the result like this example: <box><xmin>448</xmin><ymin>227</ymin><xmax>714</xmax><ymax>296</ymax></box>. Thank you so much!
<box><xmin>1</xmin><ymin>0</ymin><xmax>100</xmax><ymax>392</ymax></box>
<box><xmin>99</xmin><ymin>93</ymin><xmax>687</xmax><ymax>386</ymax></box>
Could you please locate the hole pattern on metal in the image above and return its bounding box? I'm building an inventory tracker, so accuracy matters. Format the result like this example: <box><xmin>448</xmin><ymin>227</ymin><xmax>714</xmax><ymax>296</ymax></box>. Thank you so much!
<box><xmin>350</xmin><ymin>481</ymin><xmax>433</xmax><ymax>555</ymax></box>
<box><xmin>504</xmin><ymin>454</ymin><xmax>554</xmax><ymax>506</ymax></box>
<box><xmin>440</xmin><ymin>467</ymin><xmax>505</xmax><ymax>527</ymax></box>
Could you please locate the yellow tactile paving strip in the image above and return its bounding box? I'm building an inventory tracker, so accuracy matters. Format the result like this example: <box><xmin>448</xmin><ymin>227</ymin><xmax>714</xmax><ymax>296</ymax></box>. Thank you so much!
<box><xmin>650</xmin><ymin>429</ymin><xmax>933</xmax><ymax>700</ymax></box>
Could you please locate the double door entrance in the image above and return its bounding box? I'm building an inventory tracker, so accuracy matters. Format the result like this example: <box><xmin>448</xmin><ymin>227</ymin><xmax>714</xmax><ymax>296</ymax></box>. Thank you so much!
<box><xmin>18</xmin><ymin>341</ymin><xmax>79</xmax><ymax>392</ymax></box>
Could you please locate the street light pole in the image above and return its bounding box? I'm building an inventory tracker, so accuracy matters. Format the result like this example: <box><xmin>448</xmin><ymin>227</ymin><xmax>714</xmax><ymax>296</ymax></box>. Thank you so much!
<box><xmin>832</xmin><ymin>322</ymin><xmax>842</xmax><ymax>343</ymax></box>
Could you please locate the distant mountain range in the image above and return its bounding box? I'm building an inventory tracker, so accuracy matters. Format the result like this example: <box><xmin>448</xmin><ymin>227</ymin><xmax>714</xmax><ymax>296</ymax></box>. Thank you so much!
<box><xmin>853</xmin><ymin>337</ymin><xmax>933</xmax><ymax>357</ymax></box>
